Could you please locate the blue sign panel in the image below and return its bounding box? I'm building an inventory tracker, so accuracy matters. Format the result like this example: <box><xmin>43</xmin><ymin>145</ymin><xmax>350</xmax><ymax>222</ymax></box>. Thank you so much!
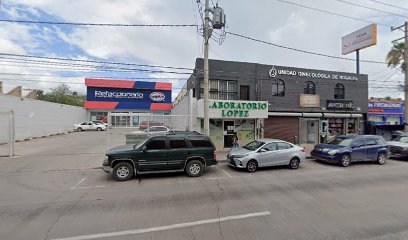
<box><xmin>368</xmin><ymin>101</ymin><xmax>404</xmax><ymax>114</ymax></box>
<box><xmin>87</xmin><ymin>87</ymin><xmax>171</xmax><ymax>104</ymax></box>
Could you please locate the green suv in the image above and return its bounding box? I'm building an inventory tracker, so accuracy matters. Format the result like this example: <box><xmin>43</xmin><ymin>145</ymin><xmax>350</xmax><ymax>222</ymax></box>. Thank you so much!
<box><xmin>102</xmin><ymin>134</ymin><xmax>217</xmax><ymax>181</ymax></box>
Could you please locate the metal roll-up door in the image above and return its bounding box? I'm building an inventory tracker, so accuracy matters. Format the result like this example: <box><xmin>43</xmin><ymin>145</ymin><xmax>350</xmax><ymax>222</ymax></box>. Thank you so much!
<box><xmin>264</xmin><ymin>116</ymin><xmax>299</xmax><ymax>143</ymax></box>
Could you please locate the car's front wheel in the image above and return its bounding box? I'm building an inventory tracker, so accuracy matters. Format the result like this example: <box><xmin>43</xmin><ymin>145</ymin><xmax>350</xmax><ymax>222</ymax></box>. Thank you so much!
<box><xmin>377</xmin><ymin>153</ymin><xmax>387</xmax><ymax>165</ymax></box>
<box><xmin>96</xmin><ymin>127</ymin><xmax>102</xmax><ymax>131</ymax></box>
<box><xmin>340</xmin><ymin>154</ymin><xmax>351</xmax><ymax>167</ymax></box>
<box><xmin>112</xmin><ymin>162</ymin><xmax>134</xmax><ymax>181</ymax></box>
<box><xmin>186</xmin><ymin>160</ymin><xmax>204</xmax><ymax>177</ymax></box>
<box><xmin>246</xmin><ymin>160</ymin><xmax>258</xmax><ymax>173</ymax></box>
<box><xmin>77</xmin><ymin>127</ymin><xmax>83</xmax><ymax>131</ymax></box>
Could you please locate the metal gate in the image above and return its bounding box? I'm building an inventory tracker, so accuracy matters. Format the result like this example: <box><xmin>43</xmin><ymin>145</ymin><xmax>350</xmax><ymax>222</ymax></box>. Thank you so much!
<box><xmin>299</xmin><ymin>118</ymin><xmax>319</xmax><ymax>145</ymax></box>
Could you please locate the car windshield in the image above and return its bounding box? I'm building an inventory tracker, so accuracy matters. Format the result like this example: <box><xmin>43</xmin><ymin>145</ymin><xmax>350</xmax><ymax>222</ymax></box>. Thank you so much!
<box><xmin>327</xmin><ymin>137</ymin><xmax>353</xmax><ymax>147</ymax></box>
<box><xmin>396</xmin><ymin>136</ymin><xmax>408</xmax><ymax>143</ymax></box>
<box><xmin>134</xmin><ymin>138</ymin><xmax>149</xmax><ymax>149</ymax></box>
<box><xmin>243</xmin><ymin>140</ymin><xmax>265</xmax><ymax>151</ymax></box>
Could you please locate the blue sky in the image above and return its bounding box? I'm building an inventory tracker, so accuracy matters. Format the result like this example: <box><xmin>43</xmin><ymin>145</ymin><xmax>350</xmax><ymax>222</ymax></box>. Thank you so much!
<box><xmin>0</xmin><ymin>0</ymin><xmax>407</xmax><ymax>99</ymax></box>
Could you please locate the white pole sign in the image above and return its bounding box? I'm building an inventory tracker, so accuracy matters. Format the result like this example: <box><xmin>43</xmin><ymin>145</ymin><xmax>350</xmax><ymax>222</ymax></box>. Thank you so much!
<box><xmin>342</xmin><ymin>24</ymin><xmax>377</xmax><ymax>55</ymax></box>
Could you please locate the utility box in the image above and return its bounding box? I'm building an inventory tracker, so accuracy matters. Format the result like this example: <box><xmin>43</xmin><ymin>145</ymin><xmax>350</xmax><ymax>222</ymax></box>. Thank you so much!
<box><xmin>212</xmin><ymin>7</ymin><xmax>225</xmax><ymax>29</ymax></box>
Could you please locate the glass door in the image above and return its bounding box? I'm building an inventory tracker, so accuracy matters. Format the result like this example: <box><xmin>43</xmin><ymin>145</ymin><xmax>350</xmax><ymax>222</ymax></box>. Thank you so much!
<box><xmin>223</xmin><ymin>120</ymin><xmax>235</xmax><ymax>148</ymax></box>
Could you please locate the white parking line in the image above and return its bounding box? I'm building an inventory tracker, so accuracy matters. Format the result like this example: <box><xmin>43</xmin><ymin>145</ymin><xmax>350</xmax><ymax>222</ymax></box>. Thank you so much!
<box><xmin>51</xmin><ymin>211</ymin><xmax>271</xmax><ymax>240</ymax></box>
<box><xmin>70</xmin><ymin>178</ymin><xmax>86</xmax><ymax>190</ymax></box>
<box><xmin>74</xmin><ymin>186</ymin><xmax>106</xmax><ymax>189</ymax></box>
<box><xmin>222</xmin><ymin>169</ymin><xmax>233</xmax><ymax>178</ymax></box>
<box><xmin>70</xmin><ymin>177</ymin><xmax>105</xmax><ymax>190</ymax></box>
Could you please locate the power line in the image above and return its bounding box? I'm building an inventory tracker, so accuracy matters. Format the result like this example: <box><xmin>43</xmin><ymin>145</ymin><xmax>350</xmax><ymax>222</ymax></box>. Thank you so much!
<box><xmin>0</xmin><ymin>19</ymin><xmax>198</xmax><ymax>27</ymax></box>
<box><xmin>334</xmin><ymin>0</ymin><xmax>408</xmax><ymax>19</ymax></box>
<box><xmin>274</xmin><ymin>0</ymin><xmax>393</xmax><ymax>27</ymax></box>
<box><xmin>0</xmin><ymin>52</ymin><xmax>194</xmax><ymax>71</ymax></box>
<box><xmin>365</xmin><ymin>0</ymin><xmax>408</xmax><ymax>12</ymax></box>
<box><xmin>0</xmin><ymin>77</ymin><xmax>187</xmax><ymax>89</ymax></box>
<box><xmin>0</xmin><ymin>72</ymin><xmax>188</xmax><ymax>80</ymax></box>
<box><xmin>0</xmin><ymin>58</ymin><xmax>193</xmax><ymax>75</ymax></box>
<box><xmin>226</xmin><ymin>31</ymin><xmax>386</xmax><ymax>64</ymax></box>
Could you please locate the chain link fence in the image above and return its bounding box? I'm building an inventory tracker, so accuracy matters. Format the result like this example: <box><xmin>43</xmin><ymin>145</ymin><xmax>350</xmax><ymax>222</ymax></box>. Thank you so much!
<box><xmin>106</xmin><ymin>113</ymin><xmax>193</xmax><ymax>150</ymax></box>
<box><xmin>0</xmin><ymin>111</ymin><xmax>15</xmax><ymax>157</ymax></box>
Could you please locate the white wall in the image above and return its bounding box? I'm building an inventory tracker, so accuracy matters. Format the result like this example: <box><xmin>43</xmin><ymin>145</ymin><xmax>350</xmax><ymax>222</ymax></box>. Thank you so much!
<box><xmin>171</xmin><ymin>90</ymin><xmax>198</xmax><ymax>131</ymax></box>
<box><xmin>0</xmin><ymin>95</ymin><xmax>86</xmax><ymax>142</ymax></box>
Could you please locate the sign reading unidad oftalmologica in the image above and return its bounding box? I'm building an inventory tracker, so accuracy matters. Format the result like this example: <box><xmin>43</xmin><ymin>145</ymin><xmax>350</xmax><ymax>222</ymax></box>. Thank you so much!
<box><xmin>208</xmin><ymin>100</ymin><xmax>268</xmax><ymax>118</ymax></box>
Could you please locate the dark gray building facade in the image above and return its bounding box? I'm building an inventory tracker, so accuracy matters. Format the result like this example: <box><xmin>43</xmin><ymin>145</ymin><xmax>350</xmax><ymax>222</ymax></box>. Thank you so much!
<box><xmin>184</xmin><ymin>58</ymin><xmax>368</xmax><ymax>145</ymax></box>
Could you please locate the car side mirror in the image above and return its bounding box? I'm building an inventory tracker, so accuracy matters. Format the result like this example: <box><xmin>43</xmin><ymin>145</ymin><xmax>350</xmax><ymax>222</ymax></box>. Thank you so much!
<box><xmin>259</xmin><ymin>149</ymin><xmax>267</xmax><ymax>153</ymax></box>
<box><xmin>142</xmin><ymin>146</ymin><xmax>147</xmax><ymax>152</ymax></box>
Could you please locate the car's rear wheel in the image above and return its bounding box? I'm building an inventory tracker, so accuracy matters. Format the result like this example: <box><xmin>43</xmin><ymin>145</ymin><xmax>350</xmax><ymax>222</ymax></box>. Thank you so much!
<box><xmin>77</xmin><ymin>127</ymin><xmax>83</xmax><ymax>131</ymax></box>
<box><xmin>246</xmin><ymin>160</ymin><xmax>258</xmax><ymax>173</ymax></box>
<box><xmin>377</xmin><ymin>153</ymin><xmax>387</xmax><ymax>165</ymax></box>
<box><xmin>186</xmin><ymin>160</ymin><xmax>204</xmax><ymax>177</ymax></box>
<box><xmin>112</xmin><ymin>162</ymin><xmax>134</xmax><ymax>181</ymax></box>
<box><xmin>289</xmin><ymin>157</ymin><xmax>300</xmax><ymax>170</ymax></box>
<box><xmin>340</xmin><ymin>154</ymin><xmax>351</xmax><ymax>167</ymax></box>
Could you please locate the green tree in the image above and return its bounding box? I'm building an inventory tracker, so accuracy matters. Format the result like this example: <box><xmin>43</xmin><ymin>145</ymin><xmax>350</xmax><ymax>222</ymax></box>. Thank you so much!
<box><xmin>386</xmin><ymin>42</ymin><xmax>406</xmax><ymax>72</ymax></box>
<box><xmin>38</xmin><ymin>83</ymin><xmax>85</xmax><ymax>107</ymax></box>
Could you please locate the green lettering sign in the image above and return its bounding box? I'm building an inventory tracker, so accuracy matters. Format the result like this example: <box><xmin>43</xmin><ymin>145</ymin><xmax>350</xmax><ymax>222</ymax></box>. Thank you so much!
<box><xmin>210</xmin><ymin>101</ymin><xmax>267</xmax><ymax>118</ymax></box>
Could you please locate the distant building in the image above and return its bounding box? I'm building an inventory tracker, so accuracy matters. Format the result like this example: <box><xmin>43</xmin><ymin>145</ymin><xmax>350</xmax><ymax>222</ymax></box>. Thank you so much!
<box><xmin>368</xmin><ymin>100</ymin><xmax>404</xmax><ymax>126</ymax></box>
<box><xmin>84</xmin><ymin>78</ymin><xmax>172</xmax><ymax>124</ymax></box>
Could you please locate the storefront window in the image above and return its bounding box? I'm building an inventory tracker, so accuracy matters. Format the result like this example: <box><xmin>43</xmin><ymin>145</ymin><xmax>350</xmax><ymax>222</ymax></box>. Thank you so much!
<box><xmin>334</xmin><ymin>83</ymin><xmax>345</xmax><ymax>99</ymax></box>
<box><xmin>328</xmin><ymin>118</ymin><xmax>344</xmax><ymax>136</ymax></box>
<box><xmin>271</xmin><ymin>79</ymin><xmax>285</xmax><ymax>96</ymax></box>
<box><xmin>90</xmin><ymin>112</ymin><xmax>108</xmax><ymax>122</ymax></box>
<box><xmin>304</xmin><ymin>81</ymin><xmax>316</xmax><ymax>95</ymax></box>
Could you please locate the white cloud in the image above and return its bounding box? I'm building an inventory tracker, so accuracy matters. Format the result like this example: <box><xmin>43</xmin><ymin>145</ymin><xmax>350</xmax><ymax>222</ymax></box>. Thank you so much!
<box><xmin>269</xmin><ymin>12</ymin><xmax>307</xmax><ymax>43</ymax></box>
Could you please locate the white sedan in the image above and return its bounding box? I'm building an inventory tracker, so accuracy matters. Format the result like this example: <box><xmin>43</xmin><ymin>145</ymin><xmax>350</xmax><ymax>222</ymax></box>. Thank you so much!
<box><xmin>74</xmin><ymin>121</ymin><xmax>107</xmax><ymax>131</ymax></box>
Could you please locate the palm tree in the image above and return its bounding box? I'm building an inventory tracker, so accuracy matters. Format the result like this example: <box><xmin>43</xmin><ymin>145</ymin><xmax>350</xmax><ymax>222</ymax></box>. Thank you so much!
<box><xmin>386</xmin><ymin>42</ymin><xmax>406</xmax><ymax>72</ymax></box>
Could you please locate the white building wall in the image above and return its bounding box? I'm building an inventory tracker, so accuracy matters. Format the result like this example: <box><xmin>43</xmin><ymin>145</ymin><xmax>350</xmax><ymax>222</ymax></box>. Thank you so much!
<box><xmin>171</xmin><ymin>90</ymin><xmax>198</xmax><ymax>131</ymax></box>
<box><xmin>0</xmin><ymin>95</ymin><xmax>86</xmax><ymax>142</ymax></box>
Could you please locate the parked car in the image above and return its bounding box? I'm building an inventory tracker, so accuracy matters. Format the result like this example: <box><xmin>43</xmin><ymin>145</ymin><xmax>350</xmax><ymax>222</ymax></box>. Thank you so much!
<box><xmin>227</xmin><ymin>139</ymin><xmax>306</xmax><ymax>173</ymax></box>
<box><xmin>388</xmin><ymin>135</ymin><xmax>408</xmax><ymax>158</ymax></box>
<box><xmin>311</xmin><ymin>135</ymin><xmax>389</xmax><ymax>167</ymax></box>
<box><xmin>390</xmin><ymin>130</ymin><xmax>405</xmax><ymax>141</ymax></box>
<box><xmin>92</xmin><ymin>120</ymin><xmax>108</xmax><ymax>127</ymax></box>
<box><xmin>138</xmin><ymin>121</ymin><xmax>164</xmax><ymax>130</ymax></box>
<box><xmin>103</xmin><ymin>134</ymin><xmax>217</xmax><ymax>181</ymax></box>
<box><xmin>125</xmin><ymin>126</ymin><xmax>171</xmax><ymax>144</ymax></box>
<box><xmin>74</xmin><ymin>121</ymin><xmax>107</xmax><ymax>131</ymax></box>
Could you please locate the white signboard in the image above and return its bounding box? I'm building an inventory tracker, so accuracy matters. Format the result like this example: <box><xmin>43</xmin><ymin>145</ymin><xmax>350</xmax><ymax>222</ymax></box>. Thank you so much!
<box><xmin>197</xmin><ymin>100</ymin><xmax>268</xmax><ymax>119</ymax></box>
<box><xmin>342</xmin><ymin>24</ymin><xmax>377</xmax><ymax>55</ymax></box>
<box><xmin>300</xmin><ymin>94</ymin><xmax>320</xmax><ymax>108</ymax></box>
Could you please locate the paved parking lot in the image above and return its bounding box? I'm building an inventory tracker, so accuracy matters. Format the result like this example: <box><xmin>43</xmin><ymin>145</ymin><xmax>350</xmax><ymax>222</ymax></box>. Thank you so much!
<box><xmin>1</xmin><ymin>131</ymin><xmax>408</xmax><ymax>240</ymax></box>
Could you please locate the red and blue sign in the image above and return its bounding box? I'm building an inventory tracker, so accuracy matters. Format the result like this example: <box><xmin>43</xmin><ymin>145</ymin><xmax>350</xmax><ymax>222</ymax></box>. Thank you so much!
<box><xmin>84</xmin><ymin>78</ymin><xmax>172</xmax><ymax>111</ymax></box>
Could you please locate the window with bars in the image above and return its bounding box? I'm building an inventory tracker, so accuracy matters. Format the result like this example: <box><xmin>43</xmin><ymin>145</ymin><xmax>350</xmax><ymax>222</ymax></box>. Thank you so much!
<box><xmin>200</xmin><ymin>80</ymin><xmax>238</xmax><ymax>100</ymax></box>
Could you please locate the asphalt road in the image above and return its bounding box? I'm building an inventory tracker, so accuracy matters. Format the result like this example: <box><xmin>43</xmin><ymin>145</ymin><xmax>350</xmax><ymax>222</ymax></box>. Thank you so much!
<box><xmin>1</xmin><ymin>131</ymin><xmax>408</xmax><ymax>240</ymax></box>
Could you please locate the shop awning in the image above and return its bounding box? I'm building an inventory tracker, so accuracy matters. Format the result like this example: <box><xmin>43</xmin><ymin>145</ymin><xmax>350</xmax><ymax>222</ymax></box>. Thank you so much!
<box><xmin>268</xmin><ymin>112</ymin><xmax>363</xmax><ymax>118</ymax></box>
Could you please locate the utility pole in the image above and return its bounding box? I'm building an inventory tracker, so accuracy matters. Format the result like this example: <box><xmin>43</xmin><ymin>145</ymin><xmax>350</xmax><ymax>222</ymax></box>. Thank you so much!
<box><xmin>391</xmin><ymin>22</ymin><xmax>408</xmax><ymax>131</ymax></box>
<box><xmin>203</xmin><ymin>0</ymin><xmax>210</xmax><ymax>136</ymax></box>
<box><xmin>201</xmin><ymin>0</ymin><xmax>225</xmax><ymax>136</ymax></box>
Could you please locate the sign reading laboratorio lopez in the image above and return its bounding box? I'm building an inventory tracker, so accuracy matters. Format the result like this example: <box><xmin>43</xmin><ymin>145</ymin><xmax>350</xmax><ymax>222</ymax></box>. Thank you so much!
<box><xmin>342</xmin><ymin>24</ymin><xmax>377</xmax><ymax>55</ymax></box>
<box><xmin>198</xmin><ymin>100</ymin><xmax>269</xmax><ymax>119</ymax></box>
